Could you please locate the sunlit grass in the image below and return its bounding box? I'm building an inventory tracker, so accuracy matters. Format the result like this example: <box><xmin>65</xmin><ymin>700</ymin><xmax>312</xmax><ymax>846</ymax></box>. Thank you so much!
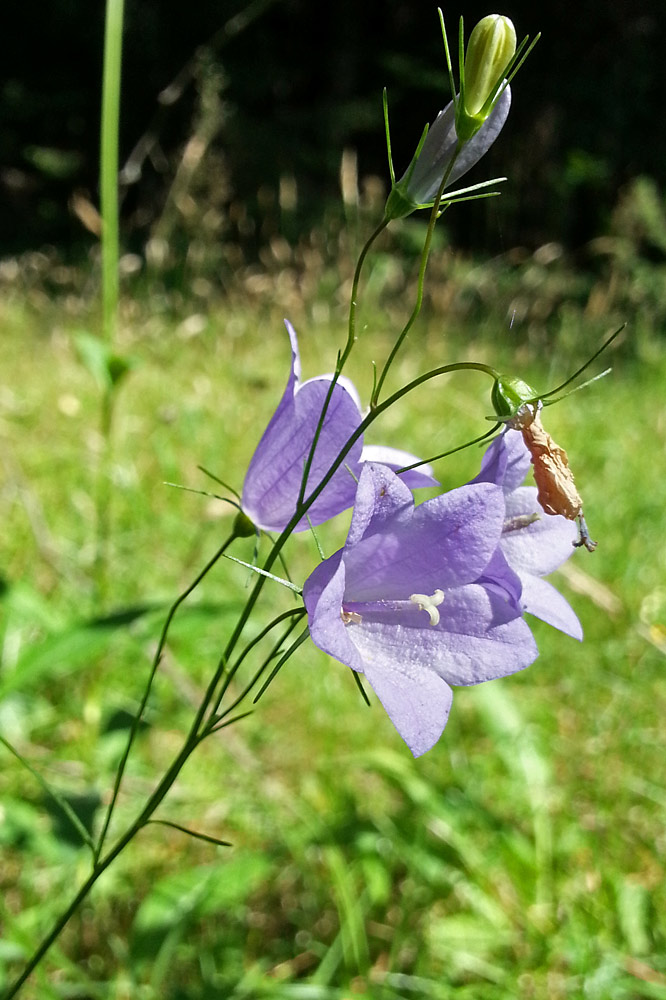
<box><xmin>1</xmin><ymin>273</ymin><xmax>665</xmax><ymax>998</ymax></box>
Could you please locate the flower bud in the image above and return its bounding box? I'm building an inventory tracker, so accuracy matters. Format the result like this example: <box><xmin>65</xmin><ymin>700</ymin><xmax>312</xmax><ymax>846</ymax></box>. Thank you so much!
<box><xmin>490</xmin><ymin>373</ymin><xmax>538</xmax><ymax>417</ymax></box>
<box><xmin>464</xmin><ymin>15</ymin><xmax>516</xmax><ymax>117</ymax></box>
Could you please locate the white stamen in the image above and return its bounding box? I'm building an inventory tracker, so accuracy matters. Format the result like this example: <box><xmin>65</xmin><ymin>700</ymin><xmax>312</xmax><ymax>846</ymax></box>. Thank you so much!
<box><xmin>503</xmin><ymin>512</ymin><xmax>540</xmax><ymax>533</ymax></box>
<box><xmin>409</xmin><ymin>589</ymin><xmax>445</xmax><ymax>626</ymax></box>
<box><xmin>341</xmin><ymin>610</ymin><xmax>362</xmax><ymax>625</ymax></box>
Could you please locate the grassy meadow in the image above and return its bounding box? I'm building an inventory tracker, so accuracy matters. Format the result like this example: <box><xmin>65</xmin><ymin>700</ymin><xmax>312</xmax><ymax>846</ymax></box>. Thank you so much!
<box><xmin>1</xmin><ymin>248</ymin><xmax>666</xmax><ymax>999</ymax></box>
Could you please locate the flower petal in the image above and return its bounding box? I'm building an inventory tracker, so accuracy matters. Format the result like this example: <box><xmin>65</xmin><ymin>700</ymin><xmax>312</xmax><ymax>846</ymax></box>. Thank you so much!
<box><xmin>360</xmin><ymin>445</ymin><xmax>438</xmax><ymax>488</ymax></box>
<box><xmin>343</xmin><ymin>462</ymin><xmax>415</xmax><ymax>549</ymax></box>
<box><xmin>350</xmin><ymin>584</ymin><xmax>537</xmax><ymax>688</ymax></box>
<box><xmin>361</xmin><ymin>659</ymin><xmax>453</xmax><ymax>758</ymax></box>
<box><xmin>241</xmin><ymin>322</ymin><xmax>364</xmax><ymax>531</ymax></box>
<box><xmin>304</xmin><ymin>552</ymin><xmax>367</xmax><ymax>674</ymax></box>
<box><xmin>503</xmin><ymin>487</ymin><xmax>578</xmax><ymax>576</ymax></box>
<box><xmin>343</xmin><ymin>474</ymin><xmax>506</xmax><ymax>600</ymax></box>
<box><xmin>406</xmin><ymin>86</ymin><xmax>511</xmax><ymax>205</ymax></box>
<box><xmin>471</xmin><ymin>428</ymin><xmax>531</xmax><ymax>491</ymax></box>
<box><xmin>518</xmin><ymin>572</ymin><xmax>583</xmax><ymax>640</ymax></box>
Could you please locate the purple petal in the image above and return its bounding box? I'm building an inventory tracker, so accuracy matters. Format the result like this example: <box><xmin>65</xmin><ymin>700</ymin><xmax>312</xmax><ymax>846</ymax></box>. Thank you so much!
<box><xmin>241</xmin><ymin>321</ymin><xmax>364</xmax><ymax>531</ymax></box>
<box><xmin>350</xmin><ymin>585</ymin><xmax>537</xmax><ymax>688</ymax></box>
<box><xmin>304</xmin><ymin>553</ymin><xmax>367</xmax><ymax>673</ymax></box>
<box><xmin>343</xmin><ymin>462</ymin><xmax>415</xmax><ymax>549</ymax></box>
<box><xmin>503</xmin><ymin>487</ymin><xmax>579</xmax><ymax>576</ymax></box>
<box><xmin>472</xmin><ymin>429</ymin><xmax>531</xmax><ymax>491</ymax></box>
<box><xmin>360</xmin><ymin>445</ymin><xmax>438</xmax><ymax>489</ymax></box>
<box><xmin>361</xmin><ymin>660</ymin><xmax>453</xmax><ymax>758</ymax></box>
<box><xmin>518</xmin><ymin>573</ymin><xmax>583</xmax><ymax>640</ymax></box>
<box><xmin>477</xmin><ymin>547</ymin><xmax>523</xmax><ymax>609</ymax></box>
<box><xmin>343</xmin><ymin>474</ymin><xmax>506</xmax><ymax>600</ymax></box>
<box><xmin>406</xmin><ymin>86</ymin><xmax>511</xmax><ymax>205</ymax></box>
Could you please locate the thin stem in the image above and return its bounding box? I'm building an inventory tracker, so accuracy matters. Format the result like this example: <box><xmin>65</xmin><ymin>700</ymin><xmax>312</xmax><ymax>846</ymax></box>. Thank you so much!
<box><xmin>397</xmin><ymin>421</ymin><xmax>502</xmax><ymax>474</ymax></box>
<box><xmin>100</xmin><ymin>0</ymin><xmax>123</xmax><ymax>349</ymax></box>
<box><xmin>95</xmin><ymin>532</ymin><xmax>239</xmax><ymax>861</ymax></box>
<box><xmin>210</xmin><ymin>606</ymin><xmax>306</xmax><ymax>717</ymax></box>
<box><xmin>94</xmin><ymin>0</ymin><xmax>124</xmax><ymax>606</ymax></box>
<box><xmin>371</xmin><ymin>145</ymin><xmax>462</xmax><ymax>407</ymax></box>
<box><xmin>345</xmin><ymin>219</ymin><xmax>389</xmax><ymax>361</ymax></box>
<box><xmin>295</xmin><ymin>219</ymin><xmax>388</xmax><ymax>512</ymax></box>
<box><xmin>214</xmin><ymin>616</ymin><xmax>307</xmax><ymax>722</ymax></box>
<box><xmin>92</xmin><ymin>378</ymin><xmax>115</xmax><ymax>607</ymax></box>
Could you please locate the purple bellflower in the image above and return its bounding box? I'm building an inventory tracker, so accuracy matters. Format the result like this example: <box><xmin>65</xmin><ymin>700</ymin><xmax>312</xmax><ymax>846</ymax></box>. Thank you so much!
<box><xmin>470</xmin><ymin>429</ymin><xmax>583</xmax><ymax>640</ymax></box>
<box><xmin>303</xmin><ymin>462</ymin><xmax>538</xmax><ymax>757</ymax></box>
<box><xmin>241</xmin><ymin>321</ymin><xmax>437</xmax><ymax>533</ymax></box>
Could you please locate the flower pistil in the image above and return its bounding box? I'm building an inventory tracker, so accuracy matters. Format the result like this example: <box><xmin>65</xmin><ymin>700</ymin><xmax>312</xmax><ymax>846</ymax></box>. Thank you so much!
<box><xmin>409</xmin><ymin>590</ymin><xmax>445</xmax><ymax>626</ymax></box>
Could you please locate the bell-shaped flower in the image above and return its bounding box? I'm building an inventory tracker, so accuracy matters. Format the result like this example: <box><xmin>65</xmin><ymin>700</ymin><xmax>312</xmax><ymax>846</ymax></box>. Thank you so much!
<box><xmin>384</xmin><ymin>87</ymin><xmax>511</xmax><ymax>220</ymax></box>
<box><xmin>303</xmin><ymin>463</ymin><xmax>538</xmax><ymax>757</ymax></box>
<box><xmin>241</xmin><ymin>321</ymin><xmax>437</xmax><ymax>532</ymax></box>
<box><xmin>469</xmin><ymin>430</ymin><xmax>583</xmax><ymax>640</ymax></box>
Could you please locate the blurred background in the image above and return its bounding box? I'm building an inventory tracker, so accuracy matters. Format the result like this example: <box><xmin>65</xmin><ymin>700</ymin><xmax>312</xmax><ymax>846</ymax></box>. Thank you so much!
<box><xmin>1</xmin><ymin>0</ymin><xmax>666</xmax><ymax>997</ymax></box>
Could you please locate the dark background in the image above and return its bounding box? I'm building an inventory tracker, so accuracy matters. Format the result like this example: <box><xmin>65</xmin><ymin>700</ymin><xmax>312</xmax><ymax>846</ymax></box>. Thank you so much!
<box><xmin>1</xmin><ymin>0</ymin><xmax>663</xmax><ymax>261</ymax></box>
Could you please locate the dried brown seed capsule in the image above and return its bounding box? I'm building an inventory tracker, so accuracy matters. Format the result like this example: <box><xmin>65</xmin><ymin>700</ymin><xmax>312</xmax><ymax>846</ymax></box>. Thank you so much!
<box><xmin>508</xmin><ymin>404</ymin><xmax>597</xmax><ymax>551</ymax></box>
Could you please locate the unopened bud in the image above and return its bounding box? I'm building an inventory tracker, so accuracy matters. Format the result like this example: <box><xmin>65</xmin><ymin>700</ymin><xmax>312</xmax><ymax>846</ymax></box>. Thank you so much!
<box><xmin>490</xmin><ymin>373</ymin><xmax>538</xmax><ymax>417</ymax></box>
<box><xmin>464</xmin><ymin>15</ymin><xmax>516</xmax><ymax>116</ymax></box>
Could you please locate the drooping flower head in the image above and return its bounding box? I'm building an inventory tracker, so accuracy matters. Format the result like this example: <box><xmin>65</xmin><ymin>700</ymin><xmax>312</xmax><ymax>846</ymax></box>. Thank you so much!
<box><xmin>304</xmin><ymin>463</ymin><xmax>538</xmax><ymax>757</ymax></box>
<box><xmin>241</xmin><ymin>321</ymin><xmax>437</xmax><ymax>532</ymax></box>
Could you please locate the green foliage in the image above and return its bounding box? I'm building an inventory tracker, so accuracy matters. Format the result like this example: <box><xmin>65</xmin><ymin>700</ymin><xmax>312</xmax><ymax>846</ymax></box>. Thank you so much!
<box><xmin>1</xmin><ymin>281</ymin><xmax>665</xmax><ymax>998</ymax></box>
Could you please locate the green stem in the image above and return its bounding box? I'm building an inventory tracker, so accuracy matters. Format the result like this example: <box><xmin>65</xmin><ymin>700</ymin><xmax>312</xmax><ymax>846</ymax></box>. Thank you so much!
<box><xmin>100</xmin><ymin>0</ymin><xmax>123</xmax><ymax>349</ymax></box>
<box><xmin>371</xmin><ymin>142</ymin><xmax>463</xmax><ymax>408</ymax></box>
<box><xmin>94</xmin><ymin>0</ymin><xmax>124</xmax><ymax>606</ymax></box>
<box><xmin>4</xmin><ymin>358</ymin><xmax>498</xmax><ymax>995</ymax></box>
<box><xmin>95</xmin><ymin>532</ymin><xmax>240</xmax><ymax>861</ymax></box>
<box><xmin>210</xmin><ymin>606</ymin><xmax>305</xmax><ymax>718</ymax></box>
<box><xmin>295</xmin><ymin>218</ymin><xmax>388</xmax><ymax>512</ymax></box>
<box><xmin>345</xmin><ymin>219</ymin><xmax>388</xmax><ymax>362</ymax></box>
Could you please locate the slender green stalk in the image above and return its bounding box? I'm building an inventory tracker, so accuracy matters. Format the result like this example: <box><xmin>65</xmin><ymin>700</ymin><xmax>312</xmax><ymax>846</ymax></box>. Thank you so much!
<box><xmin>93</xmin><ymin>0</ymin><xmax>125</xmax><ymax>605</ymax></box>
<box><xmin>345</xmin><ymin>219</ymin><xmax>389</xmax><ymax>361</ymax></box>
<box><xmin>95</xmin><ymin>532</ymin><xmax>240</xmax><ymax>861</ymax></box>
<box><xmin>3</xmin><ymin>725</ymin><xmax>204</xmax><ymax>999</ymax></box>
<box><xmin>100</xmin><ymin>0</ymin><xmax>124</xmax><ymax>348</ymax></box>
<box><xmin>371</xmin><ymin>145</ymin><xmax>462</xmax><ymax>407</ymax></box>
<box><xmin>295</xmin><ymin>219</ymin><xmax>388</xmax><ymax>513</ymax></box>
<box><xmin>210</xmin><ymin>606</ymin><xmax>306</xmax><ymax>717</ymax></box>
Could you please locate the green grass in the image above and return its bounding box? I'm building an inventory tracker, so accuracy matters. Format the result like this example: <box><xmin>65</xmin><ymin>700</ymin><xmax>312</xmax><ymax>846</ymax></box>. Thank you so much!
<box><xmin>1</xmin><ymin>273</ymin><xmax>665</xmax><ymax>1000</ymax></box>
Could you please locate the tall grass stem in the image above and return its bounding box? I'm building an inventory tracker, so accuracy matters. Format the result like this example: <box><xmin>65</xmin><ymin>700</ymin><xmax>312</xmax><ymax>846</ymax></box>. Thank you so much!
<box><xmin>94</xmin><ymin>0</ymin><xmax>125</xmax><ymax>605</ymax></box>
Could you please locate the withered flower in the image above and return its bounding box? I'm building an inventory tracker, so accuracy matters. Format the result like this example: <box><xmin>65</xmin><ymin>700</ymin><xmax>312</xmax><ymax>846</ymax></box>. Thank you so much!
<box><xmin>507</xmin><ymin>403</ymin><xmax>596</xmax><ymax>551</ymax></box>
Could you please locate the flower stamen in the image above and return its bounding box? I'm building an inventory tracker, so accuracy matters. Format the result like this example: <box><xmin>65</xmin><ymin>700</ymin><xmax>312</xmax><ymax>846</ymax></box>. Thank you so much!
<box><xmin>409</xmin><ymin>589</ymin><xmax>445</xmax><ymax>626</ymax></box>
<box><xmin>503</xmin><ymin>512</ymin><xmax>540</xmax><ymax>533</ymax></box>
<box><xmin>341</xmin><ymin>609</ymin><xmax>363</xmax><ymax>625</ymax></box>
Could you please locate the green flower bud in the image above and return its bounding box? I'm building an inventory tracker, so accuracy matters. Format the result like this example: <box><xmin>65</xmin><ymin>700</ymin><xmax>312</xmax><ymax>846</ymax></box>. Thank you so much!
<box><xmin>464</xmin><ymin>15</ymin><xmax>516</xmax><ymax>117</ymax></box>
<box><xmin>490</xmin><ymin>373</ymin><xmax>539</xmax><ymax>417</ymax></box>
